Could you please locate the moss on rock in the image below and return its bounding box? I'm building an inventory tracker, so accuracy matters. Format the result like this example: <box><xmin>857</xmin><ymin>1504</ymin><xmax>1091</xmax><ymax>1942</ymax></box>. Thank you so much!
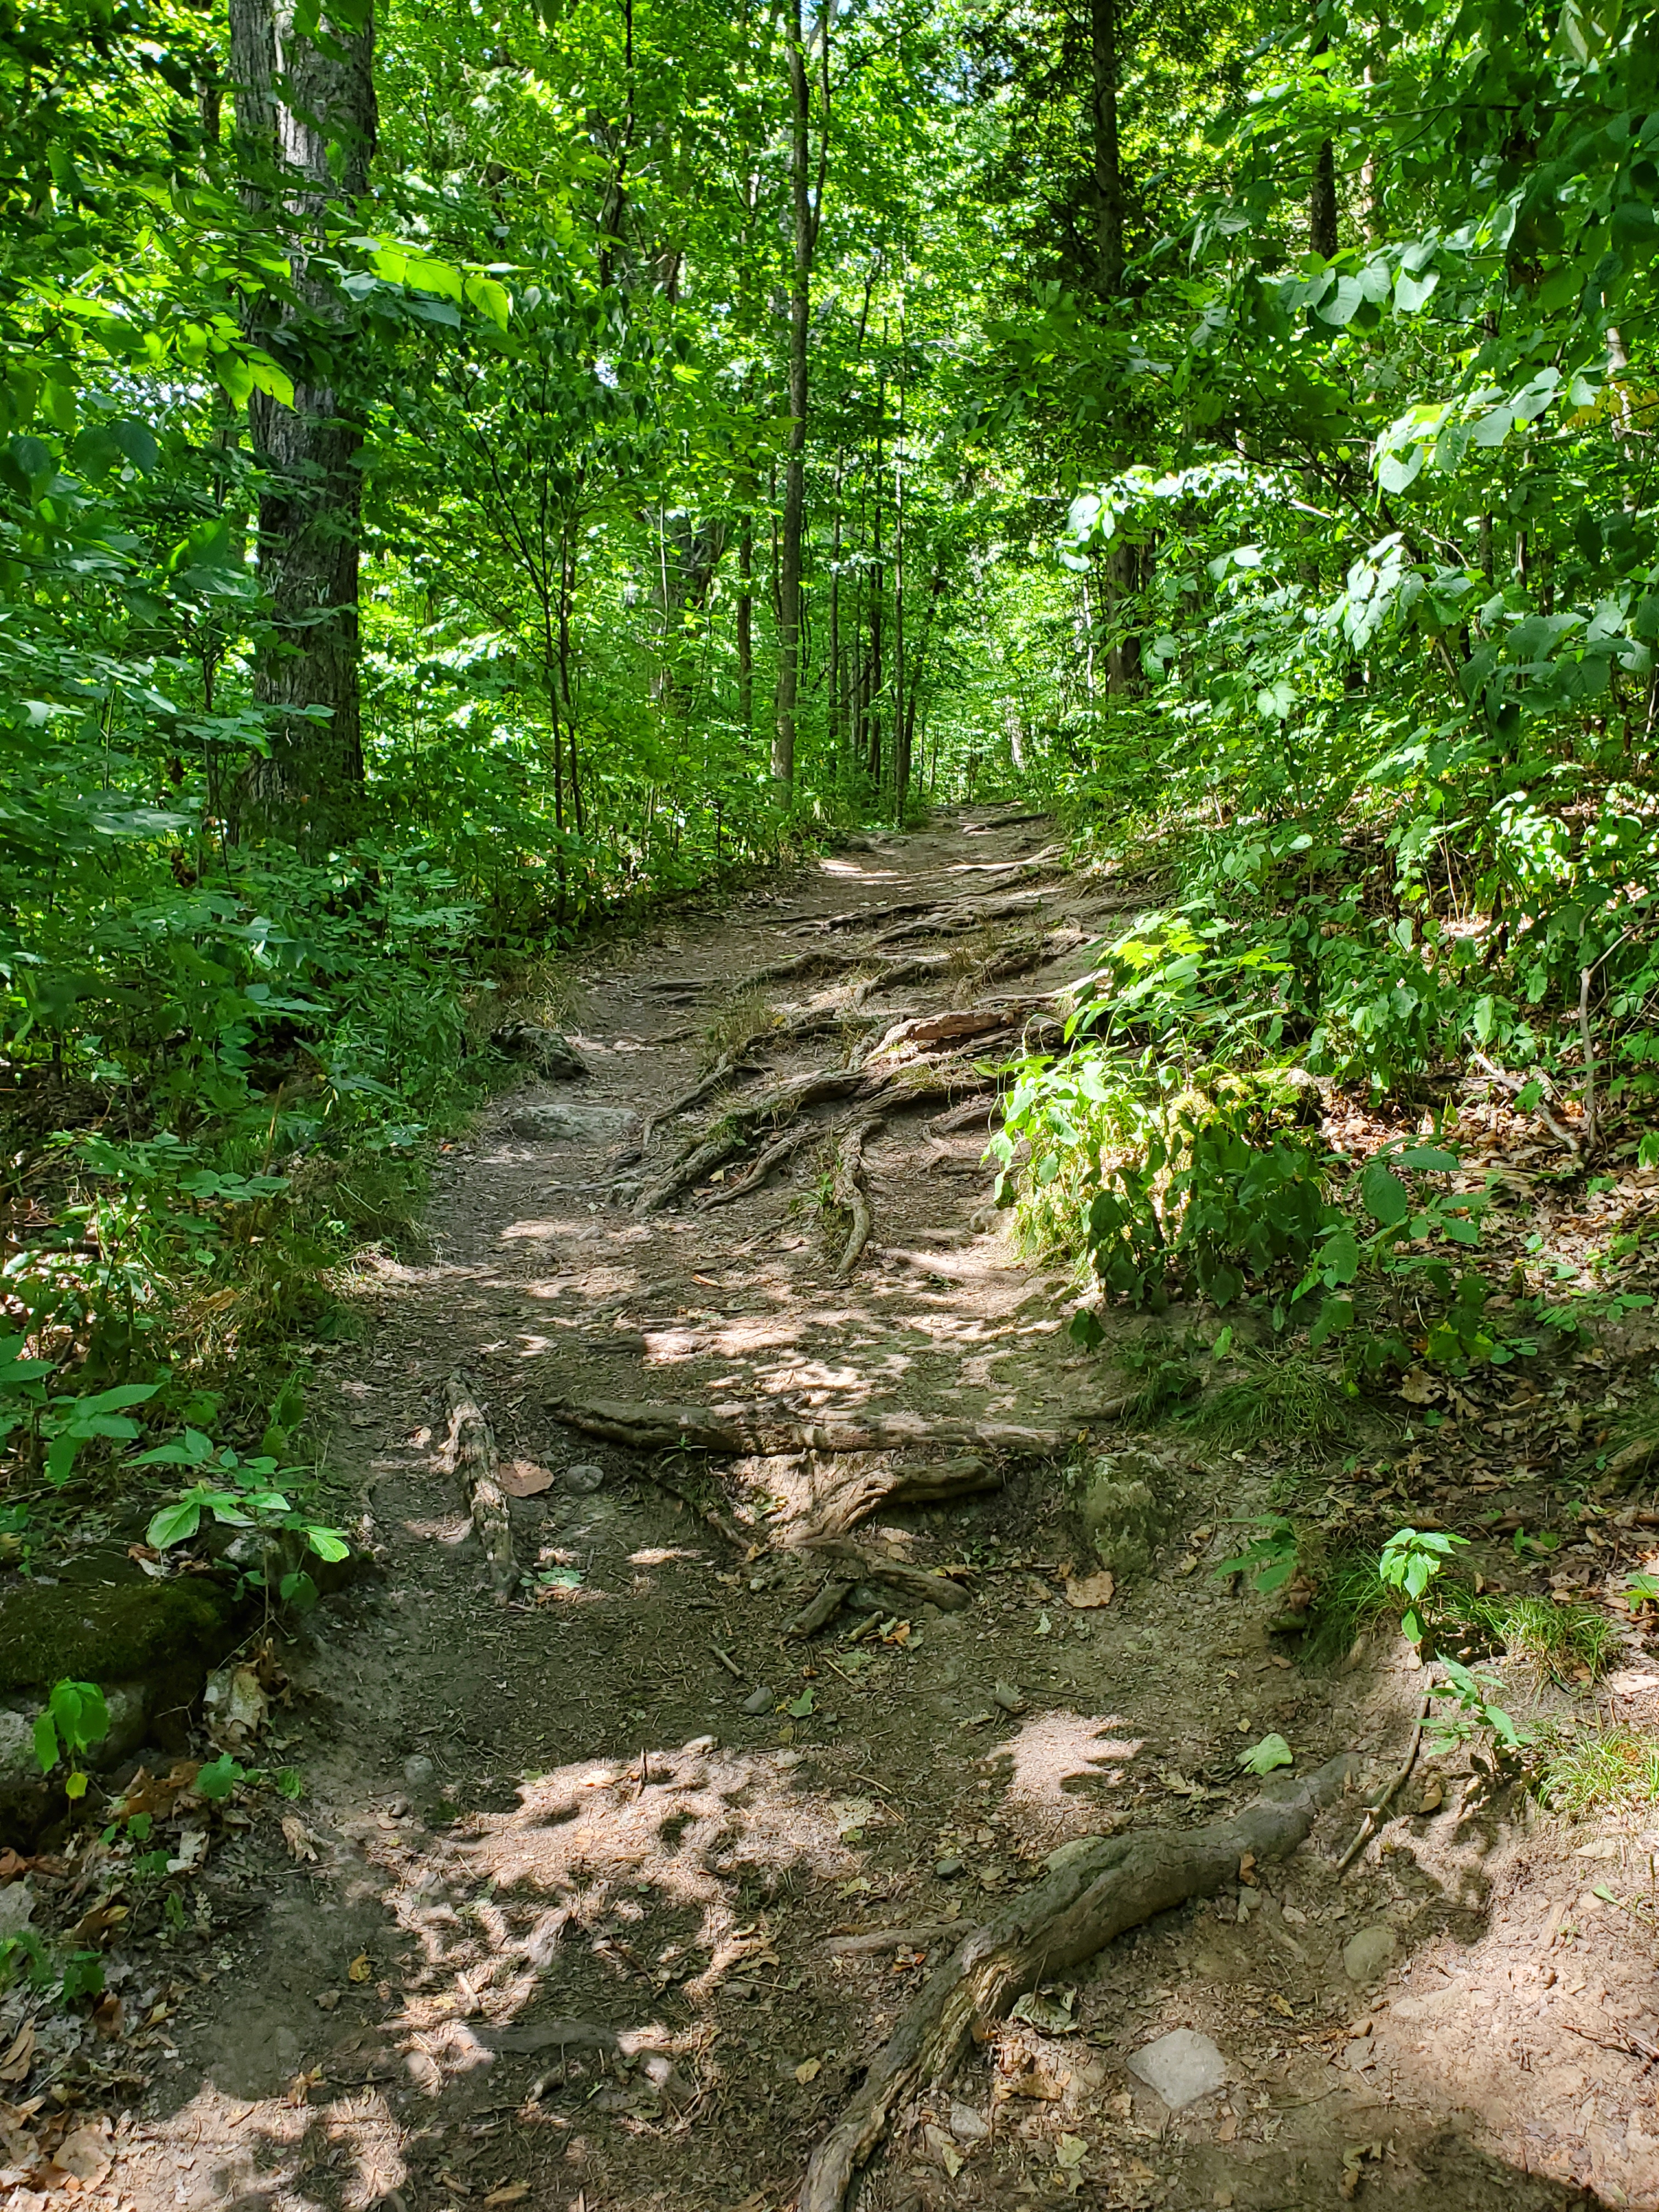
<box><xmin>0</xmin><ymin>1575</ymin><xmax>245</xmax><ymax>1695</ymax></box>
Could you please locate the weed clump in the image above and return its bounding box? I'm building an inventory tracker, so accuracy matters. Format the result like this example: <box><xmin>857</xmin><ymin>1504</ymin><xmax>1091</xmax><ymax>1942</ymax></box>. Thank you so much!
<box><xmin>1536</xmin><ymin>1725</ymin><xmax>1659</xmax><ymax>1819</ymax></box>
<box><xmin>1183</xmin><ymin>1346</ymin><xmax>1352</xmax><ymax>1452</ymax></box>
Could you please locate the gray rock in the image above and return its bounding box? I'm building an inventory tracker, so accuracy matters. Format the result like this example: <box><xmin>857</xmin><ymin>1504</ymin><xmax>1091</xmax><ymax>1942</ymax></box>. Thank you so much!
<box><xmin>1076</xmin><ymin>1449</ymin><xmax>1175</xmax><ymax>1578</ymax></box>
<box><xmin>1126</xmin><ymin>2027</ymin><xmax>1228</xmax><ymax>2111</ymax></box>
<box><xmin>505</xmin><ymin>1101</ymin><xmax>638</xmax><ymax>1143</ymax></box>
<box><xmin>0</xmin><ymin>1878</ymin><xmax>34</xmax><ymax>1939</ymax></box>
<box><xmin>934</xmin><ymin>1854</ymin><xmax>964</xmax><ymax>1878</ymax></box>
<box><xmin>1342</xmin><ymin>1925</ymin><xmax>1397</xmax><ymax>1984</ymax></box>
<box><xmin>742</xmin><ymin>1685</ymin><xmax>775</xmax><ymax>1715</ymax></box>
<box><xmin>561</xmin><ymin>1462</ymin><xmax>606</xmax><ymax>1494</ymax></box>
<box><xmin>949</xmin><ymin>2102</ymin><xmax>989</xmax><ymax>2144</ymax></box>
<box><xmin>403</xmin><ymin>1754</ymin><xmax>437</xmax><ymax>1789</ymax></box>
<box><xmin>494</xmin><ymin>1023</ymin><xmax>589</xmax><ymax>1081</ymax></box>
<box><xmin>991</xmin><ymin>1680</ymin><xmax>1024</xmax><ymax>1714</ymax></box>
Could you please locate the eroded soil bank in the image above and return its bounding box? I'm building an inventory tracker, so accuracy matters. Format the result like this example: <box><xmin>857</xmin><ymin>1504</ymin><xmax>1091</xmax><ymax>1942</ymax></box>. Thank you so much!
<box><xmin>9</xmin><ymin>809</ymin><xmax>1659</xmax><ymax>2212</ymax></box>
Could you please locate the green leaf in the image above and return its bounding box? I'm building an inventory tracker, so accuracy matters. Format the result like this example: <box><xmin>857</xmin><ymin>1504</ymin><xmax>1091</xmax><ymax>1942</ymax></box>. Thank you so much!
<box><xmin>195</xmin><ymin>1753</ymin><xmax>244</xmax><ymax>1801</ymax></box>
<box><xmin>32</xmin><ymin>1710</ymin><xmax>59</xmax><ymax>1775</ymax></box>
<box><xmin>147</xmin><ymin>1499</ymin><xmax>202</xmax><ymax>1548</ymax></box>
<box><xmin>1240</xmin><ymin>1733</ymin><xmax>1293</xmax><ymax>1774</ymax></box>
<box><xmin>1068</xmin><ymin>1307</ymin><xmax>1104</xmax><ymax>1351</ymax></box>
<box><xmin>1362</xmin><ymin>1163</ymin><xmax>1410</xmax><ymax>1227</ymax></box>
<box><xmin>786</xmin><ymin>1686</ymin><xmax>816</xmax><ymax>1718</ymax></box>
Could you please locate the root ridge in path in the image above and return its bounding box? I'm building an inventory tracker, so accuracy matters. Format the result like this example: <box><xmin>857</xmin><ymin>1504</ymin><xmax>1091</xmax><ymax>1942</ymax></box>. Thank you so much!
<box><xmin>108</xmin><ymin>809</ymin><xmax>1598</xmax><ymax>2212</ymax></box>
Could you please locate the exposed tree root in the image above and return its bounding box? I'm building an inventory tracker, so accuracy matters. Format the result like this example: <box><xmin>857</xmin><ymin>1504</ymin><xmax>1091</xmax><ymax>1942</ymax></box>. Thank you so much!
<box><xmin>832</xmin><ymin>1114</ymin><xmax>883</xmax><ymax>1282</ymax></box>
<box><xmin>640</xmin><ymin>1047</ymin><xmax>759</xmax><ymax>1150</ymax></box>
<box><xmin>799</xmin><ymin>1536</ymin><xmax>971</xmax><ymax>1611</ymax></box>
<box><xmin>631</xmin><ymin>1068</ymin><xmax>865</xmax><ymax>1212</ymax></box>
<box><xmin>696</xmin><ymin>1121</ymin><xmax>822</xmax><ymax>1210</ymax></box>
<box><xmin>799</xmin><ymin>1754</ymin><xmax>1358</xmax><ymax>2212</ymax></box>
<box><xmin>543</xmin><ymin>1394</ymin><xmax>1115</xmax><ymax>1457</ymax></box>
<box><xmin>443</xmin><ymin>1373</ymin><xmax>518</xmax><ymax>1598</ymax></box>
<box><xmin>928</xmin><ymin>1090</ymin><xmax>1000</xmax><ymax>1135</ymax></box>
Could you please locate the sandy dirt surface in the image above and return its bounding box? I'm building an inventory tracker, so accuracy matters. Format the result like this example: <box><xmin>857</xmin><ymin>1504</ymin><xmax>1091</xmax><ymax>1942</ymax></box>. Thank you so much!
<box><xmin>21</xmin><ymin>809</ymin><xmax>1659</xmax><ymax>2212</ymax></box>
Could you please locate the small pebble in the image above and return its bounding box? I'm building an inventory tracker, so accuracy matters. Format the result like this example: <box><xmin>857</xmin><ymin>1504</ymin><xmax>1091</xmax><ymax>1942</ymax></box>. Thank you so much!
<box><xmin>991</xmin><ymin>1681</ymin><xmax>1024</xmax><ymax>1714</ymax></box>
<box><xmin>935</xmin><ymin>1855</ymin><xmax>965</xmax><ymax>1879</ymax></box>
<box><xmin>742</xmin><ymin>1685</ymin><xmax>775</xmax><ymax>1714</ymax></box>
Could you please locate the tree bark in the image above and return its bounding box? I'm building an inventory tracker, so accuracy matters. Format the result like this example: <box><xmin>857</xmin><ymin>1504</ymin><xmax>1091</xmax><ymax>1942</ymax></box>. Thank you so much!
<box><xmin>230</xmin><ymin>0</ymin><xmax>376</xmax><ymax>847</ymax></box>
<box><xmin>1090</xmin><ymin>0</ymin><xmax>1124</xmax><ymax>293</ymax></box>
<box><xmin>773</xmin><ymin>0</ymin><xmax>817</xmax><ymax>803</ymax></box>
<box><xmin>1311</xmin><ymin>134</ymin><xmax>1339</xmax><ymax>258</ymax></box>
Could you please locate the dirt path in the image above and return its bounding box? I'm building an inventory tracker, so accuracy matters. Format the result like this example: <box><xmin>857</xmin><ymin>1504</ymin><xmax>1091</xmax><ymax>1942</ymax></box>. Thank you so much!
<box><xmin>106</xmin><ymin>813</ymin><xmax>1653</xmax><ymax>2212</ymax></box>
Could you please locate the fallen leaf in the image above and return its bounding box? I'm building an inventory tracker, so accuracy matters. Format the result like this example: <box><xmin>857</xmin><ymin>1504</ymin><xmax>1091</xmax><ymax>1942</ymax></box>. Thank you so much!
<box><xmin>50</xmin><ymin>2121</ymin><xmax>112</xmax><ymax>2188</ymax></box>
<box><xmin>1418</xmin><ymin>1778</ymin><xmax>1444</xmax><ymax>1814</ymax></box>
<box><xmin>280</xmin><ymin>1814</ymin><xmax>319</xmax><ymax>1863</ymax></box>
<box><xmin>347</xmin><ymin>1953</ymin><xmax>372</xmax><ymax>1983</ymax></box>
<box><xmin>91</xmin><ymin>1995</ymin><xmax>123</xmax><ymax>2041</ymax></box>
<box><xmin>1398</xmin><ymin>1368</ymin><xmax>1441</xmax><ymax>1406</ymax></box>
<box><xmin>795</xmin><ymin>2057</ymin><xmax>822</xmax><ymax>2084</ymax></box>
<box><xmin>1237</xmin><ymin>1853</ymin><xmax>1258</xmax><ymax>1887</ymax></box>
<box><xmin>1063</xmin><ymin>1570</ymin><xmax>1114</xmax><ymax>1610</ymax></box>
<box><xmin>938</xmin><ymin>2138</ymin><xmax>963</xmax><ymax>2179</ymax></box>
<box><xmin>1239</xmin><ymin>1733</ymin><xmax>1294</xmax><ymax>1776</ymax></box>
<box><xmin>500</xmin><ymin>1459</ymin><xmax>556</xmax><ymax>1498</ymax></box>
<box><xmin>0</xmin><ymin>2024</ymin><xmax>33</xmax><ymax>2084</ymax></box>
<box><xmin>484</xmin><ymin>2189</ymin><xmax>531</xmax><ymax>2207</ymax></box>
<box><xmin>1056</xmin><ymin>2134</ymin><xmax>1087</xmax><ymax>2170</ymax></box>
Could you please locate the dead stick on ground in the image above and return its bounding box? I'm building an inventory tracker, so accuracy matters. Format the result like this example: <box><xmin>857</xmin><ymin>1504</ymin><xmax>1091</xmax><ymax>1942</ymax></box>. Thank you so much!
<box><xmin>833</xmin><ymin>1115</ymin><xmax>883</xmax><ymax>1282</ymax></box>
<box><xmin>823</xmin><ymin>1925</ymin><xmax>966</xmax><ymax>1957</ymax></box>
<box><xmin>799</xmin><ymin>1754</ymin><xmax>1358</xmax><ymax>2212</ymax></box>
<box><xmin>801</xmin><ymin>1536</ymin><xmax>971</xmax><ymax>1612</ymax></box>
<box><xmin>1336</xmin><ymin>1694</ymin><xmax>1431</xmax><ymax>1875</ymax></box>
<box><xmin>443</xmin><ymin>1373</ymin><xmax>518</xmax><ymax>1599</ymax></box>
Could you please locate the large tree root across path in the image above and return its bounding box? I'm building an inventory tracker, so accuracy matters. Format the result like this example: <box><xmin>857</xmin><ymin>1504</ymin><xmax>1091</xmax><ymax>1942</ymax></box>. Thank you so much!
<box><xmin>800</xmin><ymin>1753</ymin><xmax>1359</xmax><ymax>2212</ymax></box>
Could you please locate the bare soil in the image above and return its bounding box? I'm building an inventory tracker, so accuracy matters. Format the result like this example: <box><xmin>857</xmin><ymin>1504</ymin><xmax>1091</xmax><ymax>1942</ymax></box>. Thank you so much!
<box><xmin>23</xmin><ymin>810</ymin><xmax>1659</xmax><ymax>2212</ymax></box>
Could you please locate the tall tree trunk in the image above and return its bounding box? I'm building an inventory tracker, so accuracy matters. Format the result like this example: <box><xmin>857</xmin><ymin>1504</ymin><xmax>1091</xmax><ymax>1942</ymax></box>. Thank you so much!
<box><xmin>1310</xmin><ymin>136</ymin><xmax>1338</xmax><ymax>258</ymax></box>
<box><xmin>230</xmin><ymin>0</ymin><xmax>376</xmax><ymax>848</ymax></box>
<box><xmin>1090</xmin><ymin>0</ymin><xmax>1123</xmax><ymax>294</ymax></box>
<box><xmin>867</xmin><ymin>390</ymin><xmax>884</xmax><ymax>792</ymax></box>
<box><xmin>773</xmin><ymin>0</ymin><xmax>816</xmax><ymax>803</ymax></box>
<box><xmin>738</xmin><ymin>515</ymin><xmax>754</xmax><ymax>737</ymax></box>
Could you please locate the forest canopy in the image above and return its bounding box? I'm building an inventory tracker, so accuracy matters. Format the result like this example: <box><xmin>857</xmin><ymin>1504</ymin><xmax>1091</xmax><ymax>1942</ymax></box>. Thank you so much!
<box><xmin>2</xmin><ymin>0</ymin><xmax>1657</xmax><ymax>1417</ymax></box>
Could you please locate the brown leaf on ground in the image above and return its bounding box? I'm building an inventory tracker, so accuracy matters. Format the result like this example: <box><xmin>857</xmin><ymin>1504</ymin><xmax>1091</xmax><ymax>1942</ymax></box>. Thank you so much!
<box><xmin>280</xmin><ymin>1814</ymin><xmax>319</xmax><ymax>1863</ymax></box>
<box><xmin>501</xmin><ymin>1458</ymin><xmax>557</xmax><ymax>1497</ymax></box>
<box><xmin>50</xmin><ymin>2121</ymin><xmax>112</xmax><ymax>2188</ymax></box>
<box><xmin>1064</xmin><ymin>1570</ymin><xmax>1114</xmax><ymax>1610</ymax></box>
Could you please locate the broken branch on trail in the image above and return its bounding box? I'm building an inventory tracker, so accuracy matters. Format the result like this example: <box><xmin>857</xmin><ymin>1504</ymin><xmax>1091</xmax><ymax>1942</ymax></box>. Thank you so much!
<box><xmin>443</xmin><ymin>1373</ymin><xmax>518</xmax><ymax>1598</ymax></box>
<box><xmin>799</xmin><ymin>1536</ymin><xmax>971</xmax><ymax>1611</ymax></box>
<box><xmin>832</xmin><ymin>1113</ymin><xmax>883</xmax><ymax>1282</ymax></box>
<box><xmin>799</xmin><ymin>1754</ymin><xmax>1358</xmax><ymax>2212</ymax></box>
<box><xmin>695</xmin><ymin>1120</ymin><xmax>821</xmax><ymax>1209</ymax></box>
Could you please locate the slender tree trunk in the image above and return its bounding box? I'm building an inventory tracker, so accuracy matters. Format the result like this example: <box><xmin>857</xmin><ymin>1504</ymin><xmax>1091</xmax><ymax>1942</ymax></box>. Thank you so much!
<box><xmin>1090</xmin><ymin>0</ymin><xmax>1123</xmax><ymax>293</ymax></box>
<box><xmin>868</xmin><ymin>391</ymin><xmax>884</xmax><ymax>792</ymax></box>
<box><xmin>891</xmin><ymin>344</ymin><xmax>907</xmax><ymax>821</ymax></box>
<box><xmin>738</xmin><ymin>515</ymin><xmax>754</xmax><ymax>736</ymax></box>
<box><xmin>230</xmin><ymin>0</ymin><xmax>376</xmax><ymax>848</ymax></box>
<box><xmin>773</xmin><ymin>0</ymin><xmax>819</xmax><ymax>804</ymax></box>
<box><xmin>1311</xmin><ymin>136</ymin><xmax>1338</xmax><ymax>257</ymax></box>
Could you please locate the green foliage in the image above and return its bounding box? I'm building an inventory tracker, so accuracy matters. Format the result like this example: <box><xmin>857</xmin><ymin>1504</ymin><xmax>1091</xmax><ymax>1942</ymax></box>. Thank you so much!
<box><xmin>1378</xmin><ymin>1527</ymin><xmax>1469</xmax><ymax>1645</ymax></box>
<box><xmin>1214</xmin><ymin>1515</ymin><xmax>1300</xmax><ymax>1595</ymax></box>
<box><xmin>1183</xmin><ymin>1347</ymin><xmax>1351</xmax><ymax>1451</ymax></box>
<box><xmin>32</xmin><ymin>1678</ymin><xmax>110</xmax><ymax>1798</ymax></box>
<box><xmin>1428</xmin><ymin>1656</ymin><xmax>1529</xmax><ymax>1756</ymax></box>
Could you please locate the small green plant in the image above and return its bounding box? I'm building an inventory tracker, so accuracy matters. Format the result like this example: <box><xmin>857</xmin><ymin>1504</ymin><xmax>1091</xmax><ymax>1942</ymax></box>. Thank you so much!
<box><xmin>140</xmin><ymin>1427</ymin><xmax>348</xmax><ymax>1594</ymax></box>
<box><xmin>1240</xmin><ymin>1731</ymin><xmax>1294</xmax><ymax>1774</ymax></box>
<box><xmin>1453</xmin><ymin>1590</ymin><xmax>1617</xmax><ymax>1683</ymax></box>
<box><xmin>1214</xmin><ymin>1515</ymin><xmax>1300</xmax><ymax>1594</ymax></box>
<box><xmin>33</xmin><ymin>1679</ymin><xmax>111</xmax><ymax>1800</ymax></box>
<box><xmin>1428</xmin><ymin>1656</ymin><xmax>1529</xmax><ymax>1753</ymax></box>
<box><xmin>196</xmin><ymin>1753</ymin><xmax>245</xmax><ymax>1801</ymax></box>
<box><xmin>1378</xmin><ymin>1526</ymin><xmax>1468</xmax><ymax>1644</ymax></box>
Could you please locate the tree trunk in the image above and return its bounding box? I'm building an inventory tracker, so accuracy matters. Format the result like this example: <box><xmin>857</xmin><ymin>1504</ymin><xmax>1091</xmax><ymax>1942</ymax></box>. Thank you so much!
<box><xmin>1311</xmin><ymin>134</ymin><xmax>1339</xmax><ymax>258</ymax></box>
<box><xmin>738</xmin><ymin>515</ymin><xmax>754</xmax><ymax>736</ymax></box>
<box><xmin>773</xmin><ymin>0</ymin><xmax>816</xmax><ymax>804</ymax></box>
<box><xmin>230</xmin><ymin>0</ymin><xmax>376</xmax><ymax>848</ymax></box>
<box><xmin>1090</xmin><ymin>0</ymin><xmax>1123</xmax><ymax>294</ymax></box>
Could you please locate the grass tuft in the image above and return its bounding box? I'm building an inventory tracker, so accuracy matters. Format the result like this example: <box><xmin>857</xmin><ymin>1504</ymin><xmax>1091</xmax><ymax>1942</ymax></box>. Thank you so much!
<box><xmin>1299</xmin><ymin>1548</ymin><xmax>1398</xmax><ymax>1668</ymax></box>
<box><xmin>1536</xmin><ymin>1724</ymin><xmax>1659</xmax><ymax>1819</ymax></box>
<box><xmin>701</xmin><ymin>988</ymin><xmax>778</xmax><ymax>1072</ymax></box>
<box><xmin>1448</xmin><ymin>1590</ymin><xmax>1617</xmax><ymax>1683</ymax></box>
<box><xmin>1183</xmin><ymin>1348</ymin><xmax>1352</xmax><ymax>1452</ymax></box>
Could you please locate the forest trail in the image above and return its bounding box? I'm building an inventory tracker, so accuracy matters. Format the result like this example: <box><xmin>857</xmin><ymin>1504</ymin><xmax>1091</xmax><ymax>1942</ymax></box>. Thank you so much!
<box><xmin>110</xmin><ymin>814</ymin><xmax>1640</xmax><ymax>2212</ymax></box>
